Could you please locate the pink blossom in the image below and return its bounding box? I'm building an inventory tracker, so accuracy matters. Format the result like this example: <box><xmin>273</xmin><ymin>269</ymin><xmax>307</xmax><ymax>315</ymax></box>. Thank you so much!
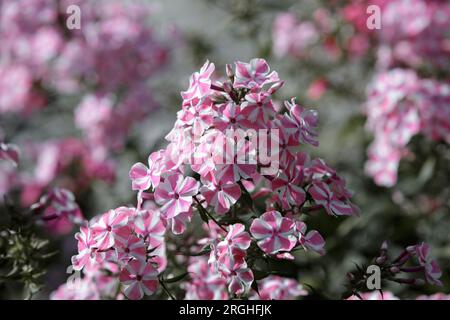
<box><xmin>71</xmin><ymin>226</ymin><xmax>103</xmax><ymax>271</ymax></box>
<box><xmin>252</xmin><ymin>276</ymin><xmax>307</xmax><ymax>300</ymax></box>
<box><xmin>166</xmin><ymin>209</ymin><xmax>193</xmax><ymax>235</ymax></box>
<box><xmin>218</xmin><ymin>247</ymin><xmax>254</xmax><ymax>296</ymax></box>
<box><xmin>271</xmin><ymin>163</ymin><xmax>306</xmax><ymax>210</ymax></box>
<box><xmin>18</xmin><ymin>138</ymin><xmax>115</xmax><ymax>206</ymax></box>
<box><xmin>305</xmin><ymin>157</ymin><xmax>335</xmax><ymax>180</ymax></box>
<box><xmin>114</xmin><ymin>233</ymin><xmax>147</xmax><ymax>263</ymax></box>
<box><xmin>347</xmin><ymin>291</ymin><xmax>399</xmax><ymax>300</ymax></box>
<box><xmin>250</xmin><ymin>211</ymin><xmax>297</xmax><ymax>254</ymax></box>
<box><xmin>184</xmin><ymin>257</ymin><xmax>228</xmax><ymax>300</ymax></box>
<box><xmin>119</xmin><ymin>259</ymin><xmax>158</xmax><ymax>300</ymax></box>
<box><xmin>416</xmin><ymin>293</ymin><xmax>450</xmax><ymax>300</ymax></box>
<box><xmin>363</xmin><ymin>69</ymin><xmax>450</xmax><ymax>187</ymax></box>
<box><xmin>227</xmin><ymin>265</ymin><xmax>254</xmax><ymax>296</ymax></box>
<box><xmin>31</xmin><ymin>188</ymin><xmax>83</xmax><ymax>234</ymax></box>
<box><xmin>270</xmin><ymin>125</ymin><xmax>299</xmax><ymax>167</ymax></box>
<box><xmin>365</xmin><ymin>137</ymin><xmax>402</xmax><ymax>187</ymax></box>
<box><xmin>190</xmin><ymin>138</ymin><xmax>218</xmax><ymax>179</ymax></box>
<box><xmin>51</xmin><ymin>277</ymin><xmax>100</xmax><ymax>300</ymax></box>
<box><xmin>308</xmin><ymin>181</ymin><xmax>355</xmax><ymax>216</ymax></box>
<box><xmin>407</xmin><ymin>243</ymin><xmax>442</xmax><ymax>286</ymax></box>
<box><xmin>0</xmin><ymin>64</ymin><xmax>40</xmax><ymax>114</ymax></box>
<box><xmin>129</xmin><ymin>150</ymin><xmax>165</xmax><ymax>191</ymax></box>
<box><xmin>181</xmin><ymin>60</ymin><xmax>215</xmax><ymax>101</ymax></box>
<box><xmin>378</xmin><ymin>0</ymin><xmax>449</xmax><ymax>69</ymax></box>
<box><xmin>282</xmin><ymin>98</ymin><xmax>319</xmax><ymax>147</ymax></box>
<box><xmin>419</xmin><ymin>80</ymin><xmax>450</xmax><ymax>144</ymax></box>
<box><xmin>0</xmin><ymin>143</ymin><xmax>20</xmax><ymax>167</ymax></box>
<box><xmin>118</xmin><ymin>58</ymin><xmax>360</xmax><ymax>299</ymax></box>
<box><xmin>347</xmin><ymin>34</ymin><xmax>370</xmax><ymax>58</ymax></box>
<box><xmin>133</xmin><ymin>209</ymin><xmax>166</xmax><ymax>248</ymax></box>
<box><xmin>233</xmin><ymin>58</ymin><xmax>280</xmax><ymax>89</ymax></box>
<box><xmin>154</xmin><ymin>173</ymin><xmax>199</xmax><ymax>219</ymax></box>
<box><xmin>74</xmin><ymin>94</ymin><xmax>124</xmax><ymax>152</ymax></box>
<box><xmin>241</xmin><ymin>92</ymin><xmax>276</xmax><ymax>125</ymax></box>
<box><xmin>90</xmin><ymin>208</ymin><xmax>129</xmax><ymax>250</ymax></box>
<box><xmin>214</xmin><ymin>136</ymin><xmax>257</xmax><ymax>183</ymax></box>
<box><xmin>179</xmin><ymin>97</ymin><xmax>215</xmax><ymax>137</ymax></box>
<box><xmin>296</xmin><ymin>221</ymin><xmax>325</xmax><ymax>255</ymax></box>
<box><xmin>307</xmin><ymin>78</ymin><xmax>328</xmax><ymax>101</ymax></box>
<box><xmin>213</xmin><ymin>102</ymin><xmax>247</xmax><ymax>132</ymax></box>
<box><xmin>272</xmin><ymin>13</ymin><xmax>319</xmax><ymax>58</ymax></box>
<box><xmin>200</xmin><ymin>175</ymin><xmax>241</xmax><ymax>215</ymax></box>
<box><xmin>217</xmin><ymin>224</ymin><xmax>251</xmax><ymax>254</ymax></box>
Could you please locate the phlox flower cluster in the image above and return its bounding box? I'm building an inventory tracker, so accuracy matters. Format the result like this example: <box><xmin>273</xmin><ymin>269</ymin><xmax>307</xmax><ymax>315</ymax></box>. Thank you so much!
<box><xmin>0</xmin><ymin>141</ymin><xmax>98</xmax><ymax>236</ymax></box>
<box><xmin>375</xmin><ymin>0</ymin><xmax>450</xmax><ymax>70</ymax></box>
<box><xmin>53</xmin><ymin>206</ymin><xmax>166</xmax><ymax>300</ymax></box>
<box><xmin>341</xmin><ymin>0</ymin><xmax>450</xmax><ymax>186</ymax></box>
<box><xmin>339</xmin><ymin>0</ymin><xmax>450</xmax><ymax>69</ymax></box>
<box><xmin>271</xmin><ymin>6</ymin><xmax>367</xmax><ymax>101</ymax></box>
<box><xmin>345</xmin><ymin>241</ymin><xmax>442</xmax><ymax>299</ymax></box>
<box><xmin>123</xmin><ymin>58</ymin><xmax>358</xmax><ymax>299</ymax></box>
<box><xmin>364</xmin><ymin>70</ymin><xmax>450</xmax><ymax>186</ymax></box>
<box><xmin>53</xmin><ymin>58</ymin><xmax>358</xmax><ymax>299</ymax></box>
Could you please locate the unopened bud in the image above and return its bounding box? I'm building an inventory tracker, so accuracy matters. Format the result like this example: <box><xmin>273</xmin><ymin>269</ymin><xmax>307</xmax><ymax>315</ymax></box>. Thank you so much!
<box><xmin>376</xmin><ymin>256</ymin><xmax>387</xmax><ymax>264</ymax></box>
<box><xmin>269</xmin><ymin>81</ymin><xmax>284</xmax><ymax>94</ymax></box>
<box><xmin>346</xmin><ymin>272</ymin><xmax>355</xmax><ymax>281</ymax></box>
<box><xmin>381</xmin><ymin>241</ymin><xmax>388</xmax><ymax>251</ymax></box>
<box><xmin>226</xmin><ymin>64</ymin><xmax>234</xmax><ymax>79</ymax></box>
<box><xmin>390</xmin><ymin>266</ymin><xmax>400</xmax><ymax>274</ymax></box>
<box><xmin>223</xmin><ymin>81</ymin><xmax>233</xmax><ymax>94</ymax></box>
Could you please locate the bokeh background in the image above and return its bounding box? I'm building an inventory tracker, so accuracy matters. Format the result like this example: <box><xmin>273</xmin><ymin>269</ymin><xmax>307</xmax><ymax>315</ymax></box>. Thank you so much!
<box><xmin>1</xmin><ymin>0</ymin><xmax>449</xmax><ymax>299</ymax></box>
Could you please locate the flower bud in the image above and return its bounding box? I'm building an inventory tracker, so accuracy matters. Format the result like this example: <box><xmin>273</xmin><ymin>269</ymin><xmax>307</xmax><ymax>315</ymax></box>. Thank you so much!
<box><xmin>390</xmin><ymin>266</ymin><xmax>400</xmax><ymax>274</ymax></box>
<box><xmin>376</xmin><ymin>256</ymin><xmax>386</xmax><ymax>264</ymax></box>
<box><xmin>223</xmin><ymin>81</ymin><xmax>233</xmax><ymax>94</ymax></box>
<box><xmin>226</xmin><ymin>64</ymin><xmax>234</xmax><ymax>79</ymax></box>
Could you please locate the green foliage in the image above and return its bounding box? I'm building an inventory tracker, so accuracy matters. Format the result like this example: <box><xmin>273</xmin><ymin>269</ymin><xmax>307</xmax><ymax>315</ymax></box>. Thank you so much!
<box><xmin>0</xmin><ymin>198</ymin><xmax>56</xmax><ymax>299</ymax></box>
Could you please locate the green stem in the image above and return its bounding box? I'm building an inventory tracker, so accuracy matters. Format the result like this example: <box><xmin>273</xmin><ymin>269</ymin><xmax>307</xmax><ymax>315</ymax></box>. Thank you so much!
<box><xmin>158</xmin><ymin>277</ymin><xmax>176</xmax><ymax>300</ymax></box>
<box><xmin>193</xmin><ymin>196</ymin><xmax>227</xmax><ymax>232</ymax></box>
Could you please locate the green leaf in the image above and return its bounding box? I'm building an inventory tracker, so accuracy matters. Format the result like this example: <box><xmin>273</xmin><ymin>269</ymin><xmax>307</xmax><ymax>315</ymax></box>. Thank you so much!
<box><xmin>252</xmin><ymin>269</ymin><xmax>269</xmax><ymax>281</ymax></box>
<box><xmin>251</xmin><ymin>279</ymin><xmax>260</xmax><ymax>296</ymax></box>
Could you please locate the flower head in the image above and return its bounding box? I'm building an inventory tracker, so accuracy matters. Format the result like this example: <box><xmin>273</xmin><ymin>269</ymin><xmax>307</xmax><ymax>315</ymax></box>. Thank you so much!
<box><xmin>154</xmin><ymin>173</ymin><xmax>199</xmax><ymax>219</ymax></box>
<box><xmin>119</xmin><ymin>259</ymin><xmax>158</xmax><ymax>300</ymax></box>
<box><xmin>250</xmin><ymin>211</ymin><xmax>297</xmax><ymax>254</ymax></box>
